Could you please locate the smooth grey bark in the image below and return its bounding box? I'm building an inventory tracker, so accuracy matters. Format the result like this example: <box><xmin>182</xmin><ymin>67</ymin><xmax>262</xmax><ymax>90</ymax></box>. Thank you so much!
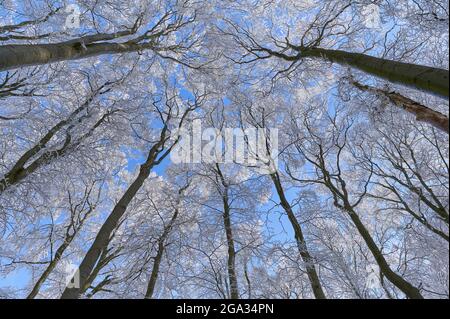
<box><xmin>352</xmin><ymin>80</ymin><xmax>449</xmax><ymax>133</ymax></box>
<box><xmin>0</xmin><ymin>41</ymin><xmax>155</xmax><ymax>72</ymax></box>
<box><xmin>215</xmin><ymin>164</ymin><xmax>240</xmax><ymax>299</ymax></box>
<box><xmin>270</xmin><ymin>172</ymin><xmax>327</xmax><ymax>299</ymax></box>
<box><xmin>83</xmin><ymin>246</ymin><xmax>121</xmax><ymax>297</ymax></box>
<box><xmin>60</xmin><ymin>91</ymin><xmax>198</xmax><ymax>299</ymax></box>
<box><xmin>262</xmin><ymin>44</ymin><xmax>449</xmax><ymax>98</ymax></box>
<box><xmin>0</xmin><ymin>19</ymin><xmax>146</xmax><ymax>72</ymax></box>
<box><xmin>303</xmin><ymin>48</ymin><xmax>449</xmax><ymax>98</ymax></box>
<box><xmin>0</xmin><ymin>14</ymin><xmax>191</xmax><ymax>71</ymax></box>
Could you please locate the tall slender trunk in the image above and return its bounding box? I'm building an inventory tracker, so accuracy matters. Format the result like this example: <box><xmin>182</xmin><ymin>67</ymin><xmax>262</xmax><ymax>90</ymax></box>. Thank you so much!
<box><xmin>302</xmin><ymin>48</ymin><xmax>449</xmax><ymax>98</ymax></box>
<box><xmin>315</xmin><ymin>144</ymin><xmax>424</xmax><ymax>299</ymax></box>
<box><xmin>215</xmin><ymin>164</ymin><xmax>240</xmax><ymax>299</ymax></box>
<box><xmin>0</xmin><ymin>41</ymin><xmax>153</xmax><ymax>72</ymax></box>
<box><xmin>60</xmin><ymin>99</ymin><xmax>195</xmax><ymax>299</ymax></box>
<box><xmin>352</xmin><ymin>80</ymin><xmax>449</xmax><ymax>133</ymax></box>
<box><xmin>60</xmin><ymin>170</ymin><xmax>150</xmax><ymax>298</ymax></box>
<box><xmin>144</xmin><ymin>241</ymin><xmax>165</xmax><ymax>299</ymax></box>
<box><xmin>81</xmin><ymin>244</ymin><xmax>123</xmax><ymax>295</ymax></box>
<box><xmin>343</xmin><ymin>205</ymin><xmax>424</xmax><ymax>299</ymax></box>
<box><xmin>61</xmin><ymin>136</ymin><xmax>167</xmax><ymax>299</ymax></box>
<box><xmin>270</xmin><ymin>172</ymin><xmax>327</xmax><ymax>299</ymax></box>
<box><xmin>27</xmin><ymin>238</ymin><xmax>73</xmax><ymax>299</ymax></box>
<box><xmin>243</xmin><ymin>261</ymin><xmax>252</xmax><ymax>299</ymax></box>
<box><xmin>144</xmin><ymin>208</ymin><xmax>180</xmax><ymax>299</ymax></box>
<box><xmin>222</xmin><ymin>194</ymin><xmax>239</xmax><ymax>299</ymax></box>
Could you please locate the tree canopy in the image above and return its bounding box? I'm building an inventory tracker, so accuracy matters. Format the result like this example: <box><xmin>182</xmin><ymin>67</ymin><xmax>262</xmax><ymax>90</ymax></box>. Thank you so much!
<box><xmin>0</xmin><ymin>0</ymin><xmax>448</xmax><ymax>299</ymax></box>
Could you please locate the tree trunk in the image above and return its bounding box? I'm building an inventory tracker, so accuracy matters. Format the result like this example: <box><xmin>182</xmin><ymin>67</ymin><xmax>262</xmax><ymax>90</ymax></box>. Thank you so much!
<box><xmin>302</xmin><ymin>48</ymin><xmax>449</xmax><ymax>98</ymax></box>
<box><xmin>144</xmin><ymin>241</ymin><xmax>165</xmax><ymax>299</ymax></box>
<box><xmin>270</xmin><ymin>172</ymin><xmax>327</xmax><ymax>299</ymax></box>
<box><xmin>27</xmin><ymin>238</ymin><xmax>73</xmax><ymax>299</ymax></box>
<box><xmin>215</xmin><ymin>164</ymin><xmax>240</xmax><ymax>299</ymax></box>
<box><xmin>352</xmin><ymin>80</ymin><xmax>449</xmax><ymax>133</ymax></box>
<box><xmin>222</xmin><ymin>195</ymin><xmax>239</xmax><ymax>299</ymax></box>
<box><xmin>344</xmin><ymin>205</ymin><xmax>424</xmax><ymax>299</ymax></box>
<box><xmin>0</xmin><ymin>41</ymin><xmax>154</xmax><ymax>72</ymax></box>
<box><xmin>144</xmin><ymin>208</ymin><xmax>180</xmax><ymax>299</ymax></box>
<box><xmin>61</xmin><ymin>138</ymin><xmax>166</xmax><ymax>299</ymax></box>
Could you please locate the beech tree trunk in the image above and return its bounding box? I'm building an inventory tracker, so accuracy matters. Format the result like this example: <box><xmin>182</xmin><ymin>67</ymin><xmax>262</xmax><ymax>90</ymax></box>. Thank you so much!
<box><xmin>0</xmin><ymin>41</ymin><xmax>153</xmax><ymax>72</ymax></box>
<box><xmin>61</xmin><ymin>134</ymin><xmax>168</xmax><ymax>299</ymax></box>
<box><xmin>343</xmin><ymin>205</ymin><xmax>424</xmax><ymax>299</ymax></box>
<box><xmin>144</xmin><ymin>208</ymin><xmax>180</xmax><ymax>299</ymax></box>
<box><xmin>216</xmin><ymin>164</ymin><xmax>240</xmax><ymax>299</ymax></box>
<box><xmin>222</xmin><ymin>196</ymin><xmax>239</xmax><ymax>299</ymax></box>
<box><xmin>302</xmin><ymin>48</ymin><xmax>449</xmax><ymax>98</ymax></box>
<box><xmin>144</xmin><ymin>241</ymin><xmax>165</xmax><ymax>299</ymax></box>
<box><xmin>270</xmin><ymin>172</ymin><xmax>327</xmax><ymax>299</ymax></box>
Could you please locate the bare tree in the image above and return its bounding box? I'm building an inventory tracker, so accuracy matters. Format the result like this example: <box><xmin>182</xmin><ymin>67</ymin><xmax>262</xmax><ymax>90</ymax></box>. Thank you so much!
<box><xmin>26</xmin><ymin>180</ymin><xmax>104</xmax><ymax>298</ymax></box>
<box><xmin>221</xmin><ymin>2</ymin><xmax>449</xmax><ymax>98</ymax></box>
<box><xmin>60</xmin><ymin>87</ymin><xmax>204</xmax><ymax>299</ymax></box>
<box><xmin>286</xmin><ymin>112</ymin><xmax>424</xmax><ymax>299</ymax></box>
<box><xmin>0</xmin><ymin>2</ymin><xmax>204</xmax><ymax>71</ymax></box>
<box><xmin>144</xmin><ymin>181</ymin><xmax>191</xmax><ymax>299</ymax></box>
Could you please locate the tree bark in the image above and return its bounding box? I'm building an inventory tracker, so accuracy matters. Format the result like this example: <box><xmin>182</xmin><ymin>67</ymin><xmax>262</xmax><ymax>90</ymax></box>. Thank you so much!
<box><xmin>60</xmin><ymin>171</ymin><xmax>149</xmax><ymax>298</ymax></box>
<box><xmin>27</xmin><ymin>238</ymin><xmax>73</xmax><ymax>299</ymax></box>
<box><xmin>144</xmin><ymin>241</ymin><xmax>165</xmax><ymax>299</ymax></box>
<box><xmin>0</xmin><ymin>41</ymin><xmax>155</xmax><ymax>72</ymax></box>
<box><xmin>61</xmin><ymin>133</ymin><xmax>168</xmax><ymax>299</ymax></box>
<box><xmin>301</xmin><ymin>48</ymin><xmax>449</xmax><ymax>98</ymax></box>
<box><xmin>270</xmin><ymin>172</ymin><xmax>327</xmax><ymax>299</ymax></box>
<box><xmin>144</xmin><ymin>208</ymin><xmax>180</xmax><ymax>299</ymax></box>
<box><xmin>222</xmin><ymin>196</ymin><xmax>239</xmax><ymax>299</ymax></box>
<box><xmin>343</xmin><ymin>205</ymin><xmax>424</xmax><ymax>299</ymax></box>
<box><xmin>352</xmin><ymin>80</ymin><xmax>449</xmax><ymax>133</ymax></box>
<box><xmin>215</xmin><ymin>164</ymin><xmax>240</xmax><ymax>299</ymax></box>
